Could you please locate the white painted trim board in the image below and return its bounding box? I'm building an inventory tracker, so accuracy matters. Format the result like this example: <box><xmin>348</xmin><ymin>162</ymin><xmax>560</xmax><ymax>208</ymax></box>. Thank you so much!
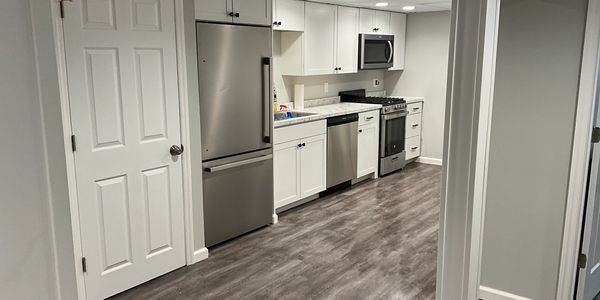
<box><xmin>416</xmin><ymin>157</ymin><xmax>443</xmax><ymax>166</ymax></box>
<box><xmin>479</xmin><ymin>286</ymin><xmax>533</xmax><ymax>300</ymax></box>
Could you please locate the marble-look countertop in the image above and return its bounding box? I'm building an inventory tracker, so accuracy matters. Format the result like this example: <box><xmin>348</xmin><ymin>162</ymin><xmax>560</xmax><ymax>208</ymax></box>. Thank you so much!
<box><xmin>398</xmin><ymin>96</ymin><xmax>425</xmax><ymax>104</ymax></box>
<box><xmin>274</xmin><ymin>103</ymin><xmax>382</xmax><ymax>128</ymax></box>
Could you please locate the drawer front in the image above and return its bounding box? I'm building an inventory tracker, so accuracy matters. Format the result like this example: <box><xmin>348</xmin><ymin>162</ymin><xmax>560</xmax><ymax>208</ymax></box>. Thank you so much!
<box><xmin>405</xmin><ymin>113</ymin><xmax>422</xmax><ymax>138</ymax></box>
<box><xmin>407</xmin><ymin>102</ymin><xmax>423</xmax><ymax>115</ymax></box>
<box><xmin>405</xmin><ymin>136</ymin><xmax>421</xmax><ymax>160</ymax></box>
<box><xmin>358</xmin><ymin>110</ymin><xmax>379</xmax><ymax>126</ymax></box>
<box><xmin>274</xmin><ymin>120</ymin><xmax>326</xmax><ymax>144</ymax></box>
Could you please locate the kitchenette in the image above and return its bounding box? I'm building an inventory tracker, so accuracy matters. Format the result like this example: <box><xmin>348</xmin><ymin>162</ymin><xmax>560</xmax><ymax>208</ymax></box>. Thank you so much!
<box><xmin>195</xmin><ymin>0</ymin><xmax>434</xmax><ymax>248</ymax></box>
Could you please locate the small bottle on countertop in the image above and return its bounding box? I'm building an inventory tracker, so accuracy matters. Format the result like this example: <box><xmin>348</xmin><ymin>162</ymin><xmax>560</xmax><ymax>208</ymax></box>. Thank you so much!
<box><xmin>273</xmin><ymin>88</ymin><xmax>278</xmax><ymax>112</ymax></box>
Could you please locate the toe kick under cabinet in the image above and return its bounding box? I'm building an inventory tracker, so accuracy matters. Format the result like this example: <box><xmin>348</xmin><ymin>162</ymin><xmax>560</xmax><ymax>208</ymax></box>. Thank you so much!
<box><xmin>274</xmin><ymin>120</ymin><xmax>327</xmax><ymax>209</ymax></box>
<box><xmin>405</xmin><ymin>102</ymin><xmax>423</xmax><ymax>160</ymax></box>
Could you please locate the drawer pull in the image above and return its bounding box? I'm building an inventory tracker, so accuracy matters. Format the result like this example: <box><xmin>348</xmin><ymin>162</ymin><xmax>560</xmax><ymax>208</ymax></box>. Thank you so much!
<box><xmin>366</xmin><ymin>116</ymin><xmax>374</xmax><ymax>120</ymax></box>
<box><xmin>411</xmin><ymin>146</ymin><xmax>419</xmax><ymax>150</ymax></box>
<box><xmin>412</xmin><ymin>107</ymin><xmax>420</xmax><ymax>111</ymax></box>
<box><xmin>411</xmin><ymin>123</ymin><xmax>419</xmax><ymax>127</ymax></box>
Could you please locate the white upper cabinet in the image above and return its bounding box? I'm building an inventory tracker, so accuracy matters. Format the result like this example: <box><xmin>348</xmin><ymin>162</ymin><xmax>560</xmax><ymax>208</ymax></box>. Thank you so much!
<box><xmin>195</xmin><ymin>0</ymin><xmax>272</xmax><ymax>26</ymax></box>
<box><xmin>233</xmin><ymin>0</ymin><xmax>272</xmax><ymax>26</ymax></box>
<box><xmin>195</xmin><ymin>0</ymin><xmax>232</xmax><ymax>23</ymax></box>
<box><xmin>359</xmin><ymin>9</ymin><xmax>391</xmax><ymax>34</ymax></box>
<box><xmin>389</xmin><ymin>12</ymin><xmax>406</xmax><ymax>70</ymax></box>
<box><xmin>304</xmin><ymin>2</ymin><xmax>337</xmax><ymax>75</ymax></box>
<box><xmin>335</xmin><ymin>6</ymin><xmax>359</xmax><ymax>74</ymax></box>
<box><xmin>273</xmin><ymin>0</ymin><xmax>305</xmax><ymax>31</ymax></box>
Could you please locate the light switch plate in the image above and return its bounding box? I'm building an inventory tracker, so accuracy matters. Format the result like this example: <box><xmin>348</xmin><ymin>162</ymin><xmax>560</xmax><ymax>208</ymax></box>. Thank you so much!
<box><xmin>373</xmin><ymin>79</ymin><xmax>380</xmax><ymax>87</ymax></box>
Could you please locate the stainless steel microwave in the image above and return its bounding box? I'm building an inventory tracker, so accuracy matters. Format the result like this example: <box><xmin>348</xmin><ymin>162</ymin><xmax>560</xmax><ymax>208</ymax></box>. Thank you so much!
<box><xmin>359</xmin><ymin>34</ymin><xmax>394</xmax><ymax>70</ymax></box>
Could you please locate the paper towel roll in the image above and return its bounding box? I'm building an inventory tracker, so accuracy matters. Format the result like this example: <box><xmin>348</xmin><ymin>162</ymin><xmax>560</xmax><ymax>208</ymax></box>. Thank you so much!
<box><xmin>294</xmin><ymin>84</ymin><xmax>305</xmax><ymax>110</ymax></box>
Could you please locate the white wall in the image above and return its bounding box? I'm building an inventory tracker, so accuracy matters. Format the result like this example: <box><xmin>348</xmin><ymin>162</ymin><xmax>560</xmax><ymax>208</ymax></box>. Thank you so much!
<box><xmin>384</xmin><ymin>11</ymin><xmax>451</xmax><ymax>162</ymax></box>
<box><xmin>273</xmin><ymin>31</ymin><xmax>385</xmax><ymax>103</ymax></box>
<box><xmin>0</xmin><ymin>0</ymin><xmax>60</xmax><ymax>299</ymax></box>
<box><xmin>479</xmin><ymin>0</ymin><xmax>588</xmax><ymax>299</ymax></box>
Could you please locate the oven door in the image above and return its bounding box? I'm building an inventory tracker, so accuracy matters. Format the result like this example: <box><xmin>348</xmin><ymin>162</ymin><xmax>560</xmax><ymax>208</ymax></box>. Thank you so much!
<box><xmin>360</xmin><ymin>34</ymin><xmax>394</xmax><ymax>70</ymax></box>
<box><xmin>380</xmin><ymin>112</ymin><xmax>407</xmax><ymax>158</ymax></box>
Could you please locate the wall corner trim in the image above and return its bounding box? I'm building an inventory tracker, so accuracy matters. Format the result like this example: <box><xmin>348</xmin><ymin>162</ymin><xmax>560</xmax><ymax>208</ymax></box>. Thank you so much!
<box><xmin>479</xmin><ymin>286</ymin><xmax>533</xmax><ymax>300</ymax></box>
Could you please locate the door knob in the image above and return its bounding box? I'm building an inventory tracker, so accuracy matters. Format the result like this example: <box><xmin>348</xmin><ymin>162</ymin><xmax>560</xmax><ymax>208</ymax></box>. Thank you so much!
<box><xmin>170</xmin><ymin>144</ymin><xmax>184</xmax><ymax>156</ymax></box>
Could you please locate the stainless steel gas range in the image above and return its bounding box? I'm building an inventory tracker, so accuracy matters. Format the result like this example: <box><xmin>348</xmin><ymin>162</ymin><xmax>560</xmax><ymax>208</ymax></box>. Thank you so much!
<box><xmin>340</xmin><ymin>89</ymin><xmax>407</xmax><ymax>176</ymax></box>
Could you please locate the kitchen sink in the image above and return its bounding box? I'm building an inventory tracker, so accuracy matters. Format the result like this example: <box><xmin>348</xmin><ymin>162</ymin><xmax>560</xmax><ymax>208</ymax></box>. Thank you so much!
<box><xmin>274</xmin><ymin>111</ymin><xmax>318</xmax><ymax>121</ymax></box>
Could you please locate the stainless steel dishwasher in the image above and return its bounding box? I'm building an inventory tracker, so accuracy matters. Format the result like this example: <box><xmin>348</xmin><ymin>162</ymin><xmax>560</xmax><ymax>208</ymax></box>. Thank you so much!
<box><xmin>326</xmin><ymin>114</ymin><xmax>359</xmax><ymax>188</ymax></box>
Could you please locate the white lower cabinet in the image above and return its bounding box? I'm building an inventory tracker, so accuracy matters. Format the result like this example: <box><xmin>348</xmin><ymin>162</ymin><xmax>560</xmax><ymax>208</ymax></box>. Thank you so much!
<box><xmin>274</xmin><ymin>121</ymin><xmax>327</xmax><ymax>209</ymax></box>
<box><xmin>405</xmin><ymin>135</ymin><xmax>421</xmax><ymax>160</ymax></box>
<box><xmin>357</xmin><ymin>110</ymin><xmax>380</xmax><ymax>178</ymax></box>
<box><xmin>404</xmin><ymin>101</ymin><xmax>423</xmax><ymax>161</ymax></box>
<box><xmin>299</xmin><ymin>134</ymin><xmax>327</xmax><ymax>198</ymax></box>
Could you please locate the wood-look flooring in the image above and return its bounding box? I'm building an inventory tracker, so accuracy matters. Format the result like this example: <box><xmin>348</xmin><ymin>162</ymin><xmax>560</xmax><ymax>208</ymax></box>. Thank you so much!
<box><xmin>110</xmin><ymin>163</ymin><xmax>441</xmax><ymax>300</ymax></box>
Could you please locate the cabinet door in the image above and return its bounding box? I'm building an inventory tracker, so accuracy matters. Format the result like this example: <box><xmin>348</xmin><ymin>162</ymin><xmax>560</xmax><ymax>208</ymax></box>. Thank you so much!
<box><xmin>405</xmin><ymin>136</ymin><xmax>421</xmax><ymax>160</ymax></box>
<box><xmin>357</xmin><ymin>124</ymin><xmax>379</xmax><ymax>178</ymax></box>
<box><xmin>406</xmin><ymin>113</ymin><xmax>422</xmax><ymax>138</ymax></box>
<box><xmin>389</xmin><ymin>12</ymin><xmax>406</xmax><ymax>70</ymax></box>
<box><xmin>300</xmin><ymin>134</ymin><xmax>327</xmax><ymax>198</ymax></box>
<box><xmin>359</xmin><ymin>8</ymin><xmax>375</xmax><ymax>33</ymax></box>
<box><xmin>336</xmin><ymin>6</ymin><xmax>359</xmax><ymax>74</ymax></box>
<box><xmin>304</xmin><ymin>3</ymin><xmax>337</xmax><ymax>75</ymax></box>
<box><xmin>274</xmin><ymin>140</ymin><xmax>301</xmax><ymax>208</ymax></box>
<box><xmin>375</xmin><ymin>10</ymin><xmax>391</xmax><ymax>34</ymax></box>
<box><xmin>273</xmin><ymin>0</ymin><xmax>304</xmax><ymax>31</ymax></box>
<box><xmin>233</xmin><ymin>0</ymin><xmax>272</xmax><ymax>26</ymax></box>
<box><xmin>196</xmin><ymin>0</ymin><xmax>232</xmax><ymax>23</ymax></box>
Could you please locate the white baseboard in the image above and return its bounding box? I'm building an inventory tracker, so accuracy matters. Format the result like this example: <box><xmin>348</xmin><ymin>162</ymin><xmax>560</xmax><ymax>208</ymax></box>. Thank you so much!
<box><xmin>192</xmin><ymin>247</ymin><xmax>209</xmax><ymax>264</ymax></box>
<box><xmin>272</xmin><ymin>213</ymin><xmax>279</xmax><ymax>224</ymax></box>
<box><xmin>416</xmin><ymin>156</ymin><xmax>443</xmax><ymax>166</ymax></box>
<box><xmin>479</xmin><ymin>286</ymin><xmax>532</xmax><ymax>300</ymax></box>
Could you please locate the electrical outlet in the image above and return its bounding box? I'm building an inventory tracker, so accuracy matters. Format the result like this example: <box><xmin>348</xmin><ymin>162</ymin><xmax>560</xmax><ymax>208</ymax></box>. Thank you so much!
<box><xmin>373</xmin><ymin>79</ymin><xmax>380</xmax><ymax>87</ymax></box>
<box><xmin>324</xmin><ymin>82</ymin><xmax>329</xmax><ymax>93</ymax></box>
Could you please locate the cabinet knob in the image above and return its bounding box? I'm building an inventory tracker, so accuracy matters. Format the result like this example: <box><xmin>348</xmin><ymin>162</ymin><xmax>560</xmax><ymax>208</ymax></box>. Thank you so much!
<box><xmin>298</xmin><ymin>143</ymin><xmax>302</xmax><ymax>148</ymax></box>
<box><xmin>302</xmin><ymin>143</ymin><xmax>306</xmax><ymax>147</ymax></box>
<box><xmin>359</xmin><ymin>129</ymin><xmax>363</xmax><ymax>133</ymax></box>
<box><xmin>235</xmin><ymin>12</ymin><xmax>240</xmax><ymax>17</ymax></box>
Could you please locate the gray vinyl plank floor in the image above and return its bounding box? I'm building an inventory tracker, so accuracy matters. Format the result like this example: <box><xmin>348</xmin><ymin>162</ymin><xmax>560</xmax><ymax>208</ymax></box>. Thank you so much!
<box><xmin>110</xmin><ymin>163</ymin><xmax>441</xmax><ymax>300</ymax></box>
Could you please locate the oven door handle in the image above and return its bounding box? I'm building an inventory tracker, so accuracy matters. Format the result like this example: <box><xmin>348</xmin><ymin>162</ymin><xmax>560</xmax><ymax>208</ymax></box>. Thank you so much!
<box><xmin>381</xmin><ymin>111</ymin><xmax>408</xmax><ymax>120</ymax></box>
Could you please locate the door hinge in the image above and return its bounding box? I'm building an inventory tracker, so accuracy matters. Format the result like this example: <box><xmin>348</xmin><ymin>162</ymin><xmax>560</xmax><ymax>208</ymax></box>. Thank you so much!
<box><xmin>592</xmin><ymin>127</ymin><xmax>600</xmax><ymax>143</ymax></box>
<box><xmin>59</xmin><ymin>0</ymin><xmax>65</xmax><ymax>19</ymax></box>
<box><xmin>71</xmin><ymin>135</ymin><xmax>76</xmax><ymax>152</ymax></box>
<box><xmin>81</xmin><ymin>257</ymin><xmax>87</xmax><ymax>273</ymax></box>
<box><xmin>579</xmin><ymin>253</ymin><xmax>587</xmax><ymax>269</ymax></box>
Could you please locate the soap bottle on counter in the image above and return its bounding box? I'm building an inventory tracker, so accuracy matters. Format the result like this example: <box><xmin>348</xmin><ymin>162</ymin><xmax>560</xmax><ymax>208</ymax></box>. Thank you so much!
<box><xmin>273</xmin><ymin>88</ymin><xmax>278</xmax><ymax>112</ymax></box>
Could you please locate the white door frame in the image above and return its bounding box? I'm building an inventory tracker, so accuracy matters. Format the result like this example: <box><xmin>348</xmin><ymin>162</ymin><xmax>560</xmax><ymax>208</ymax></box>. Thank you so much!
<box><xmin>436</xmin><ymin>0</ymin><xmax>500</xmax><ymax>298</ymax></box>
<box><xmin>49</xmin><ymin>0</ymin><xmax>200</xmax><ymax>298</ymax></box>
<box><xmin>558</xmin><ymin>0</ymin><xmax>600</xmax><ymax>299</ymax></box>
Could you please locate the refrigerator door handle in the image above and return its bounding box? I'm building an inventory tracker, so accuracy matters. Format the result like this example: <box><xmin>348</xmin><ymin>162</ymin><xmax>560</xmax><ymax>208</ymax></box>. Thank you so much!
<box><xmin>262</xmin><ymin>57</ymin><xmax>272</xmax><ymax>144</ymax></box>
<box><xmin>204</xmin><ymin>154</ymin><xmax>273</xmax><ymax>173</ymax></box>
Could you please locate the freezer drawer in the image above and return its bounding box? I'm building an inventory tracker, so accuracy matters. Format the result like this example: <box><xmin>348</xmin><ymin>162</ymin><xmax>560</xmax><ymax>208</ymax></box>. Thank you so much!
<box><xmin>202</xmin><ymin>150</ymin><xmax>273</xmax><ymax>247</ymax></box>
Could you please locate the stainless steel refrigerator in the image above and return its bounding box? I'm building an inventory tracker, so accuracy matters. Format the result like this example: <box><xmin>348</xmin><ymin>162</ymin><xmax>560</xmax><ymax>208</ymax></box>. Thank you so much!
<box><xmin>196</xmin><ymin>22</ymin><xmax>273</xmax><ymax>247</ymax></box>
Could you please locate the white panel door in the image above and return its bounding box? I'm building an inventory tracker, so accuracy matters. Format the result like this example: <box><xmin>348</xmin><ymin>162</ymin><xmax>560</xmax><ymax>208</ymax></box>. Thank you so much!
<box><xmin>375</xmin><ymin>10</ymin><xmax>391</xmax><ymax>34</ymax></box>
<box><xmin>304</xmin><ymin>2</ymin><xmax>337</xmax><ymax>75</ymax></box>
<box><xmin>195</xmin><ymin>0</ymin><xmax>232</xmax><ymax>23</ymax></box>
<box><xmin>274</xmin><ymin>140</ymin><xmax>301</xmax><ymax>208</ymax></box>
<box><xmin>389</xmin><ymin>12</ymin><xmax>406</xmax><ymax>70</ymax></box>
<box><xmin>336</xmin><ymin>6</ymin><xmax>359</xmax><ymax>74</ymax></box>
<box><xmin>300</xmin><ymin>134</ymin><xmax>327</xmax><ymax>198</ymax></box>
<box><xmin>273</xmin><ymin>0</ymin><xmax>304</xmax><ymax>31</ymax></box>
<box><xmin>62</xmin><ymin>1</ymin><xmax>185</xmax><ymax>299</ymax></box>
<box><xmin>359</xmin><ymin>8</ymin><xmax>375</xmax><ymax>33</ymax></box>
<box><xmin>357</xmin><ymin>124</ymin><xmax>378</xmax><ymax>178</ymax></box>
<box><xmin>233</xmin><ymin>0</ymin><xmax>272</xmax><ymax>26</ymax></box>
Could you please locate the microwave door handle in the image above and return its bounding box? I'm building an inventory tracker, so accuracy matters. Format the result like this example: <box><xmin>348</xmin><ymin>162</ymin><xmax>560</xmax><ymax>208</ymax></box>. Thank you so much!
<box><xmin>386</xmin><ymin>40</ymin><xmax>394</xmax><ymax>63</ymax></box>
<box><xmin>262</xmin><ymin>57</ymin><xmax>272</xmax><ymax>144</ymax></box>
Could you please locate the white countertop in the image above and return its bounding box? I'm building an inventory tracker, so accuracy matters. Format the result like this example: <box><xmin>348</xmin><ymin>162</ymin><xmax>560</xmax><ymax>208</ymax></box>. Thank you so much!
<box><xmin>398</xmin><ymin>96</ymin><xmax>425</xmax><ymax>104</ymax></box>
<box><xmin>274</xmin><ymin>103</ymin><xmax>382</xmax><ymax>128</ymax></box>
